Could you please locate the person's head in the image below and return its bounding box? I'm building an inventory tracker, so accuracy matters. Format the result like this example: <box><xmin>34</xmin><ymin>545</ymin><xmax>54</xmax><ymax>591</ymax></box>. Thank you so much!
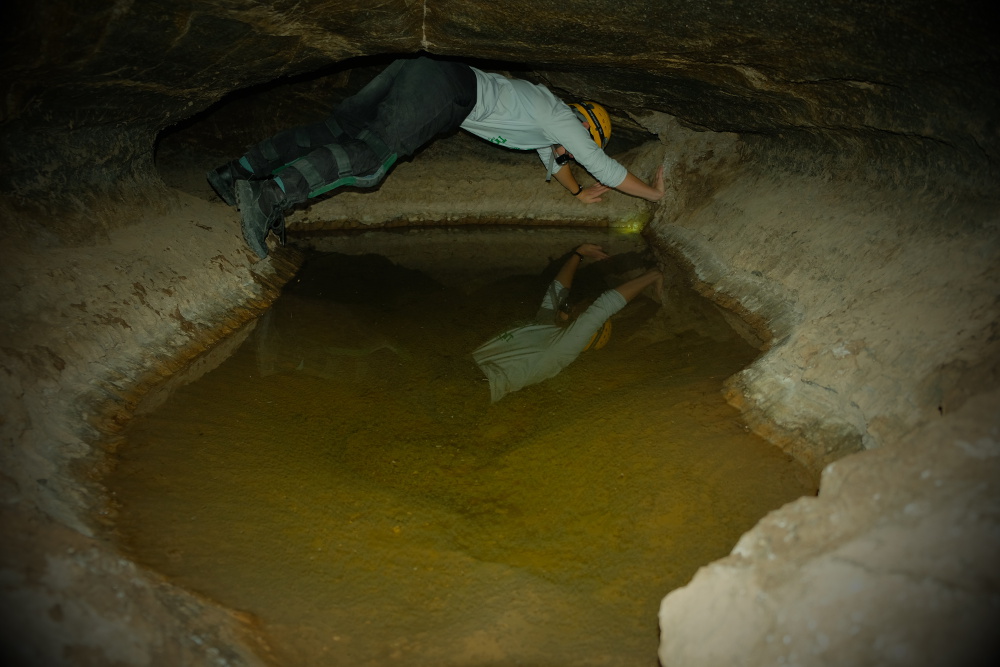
<box><xmin>569</xmin><ymin>101</ymin><xmax>612</xmax><ymax>149</ymax></box>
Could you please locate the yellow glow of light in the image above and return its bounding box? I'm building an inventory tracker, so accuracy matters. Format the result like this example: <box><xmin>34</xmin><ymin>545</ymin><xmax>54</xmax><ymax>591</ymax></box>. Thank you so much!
<box><xmin>610</xmin><ymin>213</ymin><xmax>650</xmax><ymax>234</ymax></box>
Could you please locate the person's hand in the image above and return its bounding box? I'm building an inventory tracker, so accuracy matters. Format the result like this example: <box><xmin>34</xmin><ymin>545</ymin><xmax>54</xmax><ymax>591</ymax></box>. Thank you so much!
<box><xmin>647</xmin><ymin>269</ymin><xmax>665</xmax><ymax>303</ymax></box>
<box><xmin>576</xmin><ymin>183</ymin><xmax>611</xmax><ymax>204</ymax></box>
<box><xmin>651</xmin><ymin>165</ymin><xmax>666</xmax><ymax>202</ymax></box>
<box><xmin>575</xmin><ymin>243</ymin><xmax>610</xmax><ymax>260</ymax></box>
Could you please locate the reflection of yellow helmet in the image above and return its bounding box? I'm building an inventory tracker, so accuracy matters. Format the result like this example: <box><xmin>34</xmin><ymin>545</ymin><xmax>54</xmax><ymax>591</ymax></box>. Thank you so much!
<box><xmin>569</xmin><ymin>101</ymin><xmax>612</xmax><ymax>148</ymax></box>
<box><xmin>585</xmin><ymin>320</ymin><xmax>612</xmax><ymax>351</ymax></box>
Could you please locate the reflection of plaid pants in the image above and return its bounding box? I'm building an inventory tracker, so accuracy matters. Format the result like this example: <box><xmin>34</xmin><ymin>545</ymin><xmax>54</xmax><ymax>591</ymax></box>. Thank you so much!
<box><xmin>242</xmin><ymin>57</ymin><xmax>477</xmax><ymax>203</ymax></box>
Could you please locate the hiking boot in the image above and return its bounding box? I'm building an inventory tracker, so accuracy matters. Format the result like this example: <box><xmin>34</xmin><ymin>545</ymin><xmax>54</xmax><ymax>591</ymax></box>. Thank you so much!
<box><xmin>207</xmin><ymin>159</ymin><xmax>254</xmax><ymax>206</ymax></box>
<box><xmin>235</xmin><ymin>179</ymin><xmax>288</xmax><ymax>259</ymax></box>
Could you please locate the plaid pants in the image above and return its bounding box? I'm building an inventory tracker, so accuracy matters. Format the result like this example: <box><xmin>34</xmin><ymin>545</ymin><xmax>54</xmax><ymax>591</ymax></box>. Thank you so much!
<box><xmin>241</xmin><ymin>57</ymin><xmax>476</xmax><ymax>204</ymax></box>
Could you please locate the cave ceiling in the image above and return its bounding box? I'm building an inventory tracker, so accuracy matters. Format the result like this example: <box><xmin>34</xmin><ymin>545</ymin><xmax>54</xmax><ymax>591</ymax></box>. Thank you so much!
<box><xmin>1</xmin><ymin>0</ymin><xmax>997</xmax><ymax>207</ymax></box>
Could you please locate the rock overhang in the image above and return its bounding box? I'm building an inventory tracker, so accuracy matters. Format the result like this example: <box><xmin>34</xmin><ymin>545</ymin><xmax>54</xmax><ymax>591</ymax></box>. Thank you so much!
<box><xmin>3</xmin><ymin>0</ymin><xmax>998</xmax><ymax>213</ymax></box>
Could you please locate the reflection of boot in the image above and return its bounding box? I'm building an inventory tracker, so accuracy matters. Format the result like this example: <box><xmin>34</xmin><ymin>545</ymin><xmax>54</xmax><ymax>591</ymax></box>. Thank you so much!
<box><xmin>207</xmin><ymin>159</ymin><xmax>254</xmax><ymax>206</ymax></box>
<box><xmin>235</xmin><ymin>180</ymin><xmax>288</xmax><ymax>259</ymax></box>
<box><xmin>254</xmin><ymin>309</ymin><xmax>279</xmax><ymax>377</ymax></box>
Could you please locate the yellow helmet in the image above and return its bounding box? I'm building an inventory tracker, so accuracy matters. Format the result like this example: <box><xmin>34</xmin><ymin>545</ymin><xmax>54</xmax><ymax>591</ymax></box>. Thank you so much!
<box><xmin>585</xmin><ymin>320</ymin><xmax>612</xmax><ymax>351</ymax></box>
<box><xmin>569</xmin><ymin>101</ymin><xmax>612</xmax><ymax>149</ymax></box>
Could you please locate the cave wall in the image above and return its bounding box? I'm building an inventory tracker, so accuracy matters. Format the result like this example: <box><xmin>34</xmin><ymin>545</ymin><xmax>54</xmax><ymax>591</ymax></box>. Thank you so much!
<box><xmin>635</xmin><ymin>118</ymin><xmax>999</xmax><ymax>665</ymax></box>
<box><xmin>635</xmin><ymin>114</ymin><xmax>1000</xmax><ymax>470</ymax></box>
<box><xmin>0</xmin><ymin>193</ymin><xmax>295</xmax><ymax>665</ymax></box>
<box><xmin>1</xmin><ymin>1</ymin><xmax>999</xmax><ymax>665</ymax></box>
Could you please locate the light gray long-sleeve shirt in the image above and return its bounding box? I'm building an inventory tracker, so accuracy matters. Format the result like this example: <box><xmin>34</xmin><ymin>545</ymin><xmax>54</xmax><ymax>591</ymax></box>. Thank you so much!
<box><xmin>460</xmin><ymin>68</ymin><xmax>629</xmax><ymax>188</ymax></box>
<box><xmin>473</xmin><ymin>280</ymin><xmax>627</xmax><ymax>402</ymax></box>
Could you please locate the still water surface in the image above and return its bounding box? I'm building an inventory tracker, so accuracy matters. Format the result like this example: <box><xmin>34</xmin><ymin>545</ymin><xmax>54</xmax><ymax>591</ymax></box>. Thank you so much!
<box><xmin>107</xmin><ymin>248</ymin><xmax>815</xmax><ymax>666</ymax></box>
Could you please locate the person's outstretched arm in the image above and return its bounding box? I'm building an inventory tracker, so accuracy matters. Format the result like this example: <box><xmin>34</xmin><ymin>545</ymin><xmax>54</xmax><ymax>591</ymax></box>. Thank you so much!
<box><xmin>555</xmin><ymin>243</ymin><xmax>610</xmax><ymax>289</ymax></box>
<box><xmin>612</xmin><ymin>165</ymin><xmax>665</xmax><ymax>202</ymax></box>
<box><xmin>614</xmin><ymin>268</ymin><xmax>664</xmax><ymax>303</ymax></box>
<box><xmin>554</xmin><ymin>164</ymin><xmax>666</xmax><ymax>204</ymax></box>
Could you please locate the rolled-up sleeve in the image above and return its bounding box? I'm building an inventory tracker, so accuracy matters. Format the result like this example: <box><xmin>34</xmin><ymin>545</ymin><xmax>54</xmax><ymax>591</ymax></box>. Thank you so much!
<box><xmin>554</xmin><ymin>289</ymin><xmax>627</xmax><ymax>355</ymax></box>
<box><xmin>545</xmin><ymin>113</ymin><xmax>628</xmax><ymax>188</ymax></box>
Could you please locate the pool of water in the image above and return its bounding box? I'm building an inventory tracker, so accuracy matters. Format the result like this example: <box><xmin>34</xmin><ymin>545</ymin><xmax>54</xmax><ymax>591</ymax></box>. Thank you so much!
<box><xmin>105</xmin><ymin>238</ymin><xmax>815</xmax><ymax>666</ymax></box>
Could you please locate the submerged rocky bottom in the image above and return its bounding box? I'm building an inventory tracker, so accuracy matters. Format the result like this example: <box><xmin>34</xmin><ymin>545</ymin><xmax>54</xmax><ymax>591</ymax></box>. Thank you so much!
<box><xmin>105</xmin><ymin>241</ymin><xmax>815</xmax><ymax>666</ymax></box>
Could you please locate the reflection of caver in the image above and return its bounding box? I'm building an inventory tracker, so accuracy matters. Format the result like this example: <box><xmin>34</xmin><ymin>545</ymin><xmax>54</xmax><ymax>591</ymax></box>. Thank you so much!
<box><xmin>473</xmin><ymin>244</ymin><xmax>663</xmax><ymax>402</ymax></box>
<box><xmin>207</xmin><ymin>56</ymin><xmax>665</xmax><ymax>258</ymax></box>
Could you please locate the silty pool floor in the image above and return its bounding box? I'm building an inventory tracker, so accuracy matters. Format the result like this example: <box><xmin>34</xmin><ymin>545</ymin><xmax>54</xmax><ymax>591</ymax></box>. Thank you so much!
<box><xmin>105</xmin><ymin>249</ymin><xmax>816</xmax><ymax>666</ymax></box>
